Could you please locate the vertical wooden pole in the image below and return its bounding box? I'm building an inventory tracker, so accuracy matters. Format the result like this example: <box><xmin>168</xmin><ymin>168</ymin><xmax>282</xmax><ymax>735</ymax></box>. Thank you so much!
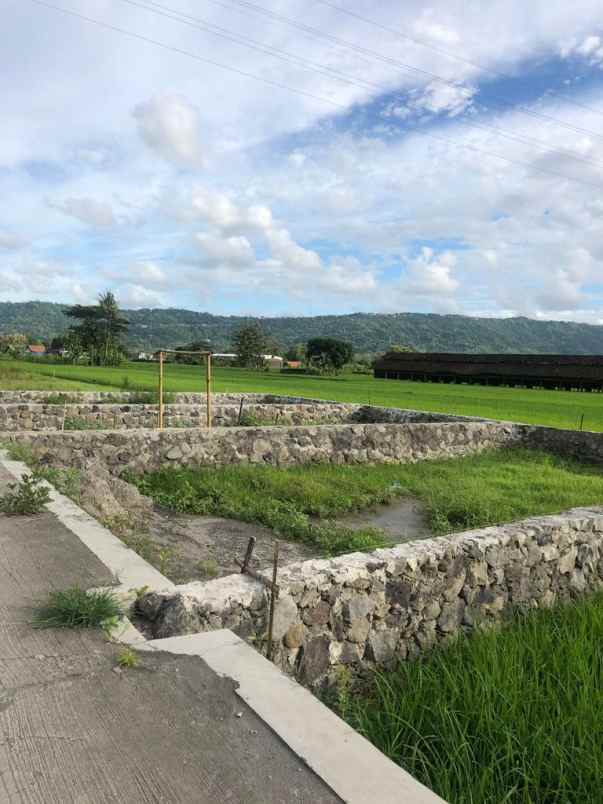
<box><xmin>205</xmin><ymin>353</ymin><xmax>212</xmax><ymax>429</ymax></box>
<box><xmin>158</xmin><ymin>351</ymin><xmax>164</xmax><ymax>429</ymax></box>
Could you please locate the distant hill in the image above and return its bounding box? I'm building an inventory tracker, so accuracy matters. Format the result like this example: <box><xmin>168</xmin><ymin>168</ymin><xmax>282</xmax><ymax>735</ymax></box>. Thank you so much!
<box><xmin>1</xmin><ymin>301</ymin><xmax>603</xmax><ymax>355</ymax></box>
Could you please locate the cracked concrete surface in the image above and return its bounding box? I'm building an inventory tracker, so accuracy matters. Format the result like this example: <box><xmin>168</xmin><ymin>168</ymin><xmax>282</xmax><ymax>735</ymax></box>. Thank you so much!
<box><xmin>0</xmin><ymin>466</ymin><xmax>340</xmax><ymax>804</ymax></box>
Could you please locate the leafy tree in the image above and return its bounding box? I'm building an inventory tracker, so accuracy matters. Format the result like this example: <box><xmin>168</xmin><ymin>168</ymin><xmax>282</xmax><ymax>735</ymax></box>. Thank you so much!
<box><xmin>232</xmin><ymin>322</ymin><xmax>267</xmax><ymax>369</ymax></box>
<box><xmin>63</xmin><ymin>291</ymin><xmax>129</xmax><ymax>366</ymax></box>
<box><xmin>306</xmin><ymin>337</ymin><xmax>353</xmax><ymax>374</ymax></box>
<box><xmin>0</xmin><ymin>333</ymin><xmax>28</xmax><ymax>358</ymax></box>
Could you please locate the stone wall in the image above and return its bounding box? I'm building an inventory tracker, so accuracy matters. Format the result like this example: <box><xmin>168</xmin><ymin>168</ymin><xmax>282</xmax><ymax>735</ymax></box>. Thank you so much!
<box><xmin>0</xmin><ymin>390</ymin><xmax>324</xmax><ymax>405</ymax></box>
<box><xmin>3</xmin><ymin>420</ymin><xmax>520</xmax><ymax>474</ymax></box>
<box><xmin>138</xmin><ymin>506</ymin><xmax>603</xmax><ymax>685</ymax></box>
<box><xmin>522</xmin><ymin>425</ymin><xmax>603</xmax><ymax>465</ymax></box>
<box><xmin>0</xmin><ymin>399</ymin><xmax>480</xmax><ymax>432</ymax></box>
<box><xmin>0</xmin><ymin>401</ymin><xmax>362</xmax><ymax>431</ymax></box>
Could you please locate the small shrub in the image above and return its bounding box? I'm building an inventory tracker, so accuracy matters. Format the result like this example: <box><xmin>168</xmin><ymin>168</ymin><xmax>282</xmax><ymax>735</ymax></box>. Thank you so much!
<box><xmin>33</xmin><ymin>587</ymin><xmax>122</xmax><ymax>629</ymax></box>
<box><xmin>0</xmin><ymin>473</ymin><xmax>51</xmax><ymax>515</ymax></box>
<box><xmin>117</xmin><ymin>647</ymin><xmax>140</xmax><ymax>669</ymax></box>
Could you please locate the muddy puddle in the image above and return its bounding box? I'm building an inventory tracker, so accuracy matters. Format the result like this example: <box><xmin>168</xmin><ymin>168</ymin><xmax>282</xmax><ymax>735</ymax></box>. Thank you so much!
<box><xmin>146</xmin><ymin>495</ymin><xmax>432</xmax><ymax>585</ymax></box>
<box><xmin>336</xmin><ymin>497</ymin><xmax>433</xmax><ymax>542</ymax></box>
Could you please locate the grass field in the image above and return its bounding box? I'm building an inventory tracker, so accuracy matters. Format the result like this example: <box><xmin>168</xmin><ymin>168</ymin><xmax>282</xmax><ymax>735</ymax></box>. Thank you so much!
<box><xmin>131</xmin><ymin>449</ymin><xmax>603</xmax><ymax>553</ymax></box>
<box><xmin>2</xmin><ymin>358</ymin><xmax>602</xmax><ymax>430</ymax></box>
<box><xmin>0</xmin><ymin>362</ymin><xmax>112</xmax><ymax>391</ymax></box>
<box><xmin>336</xmin><ymin>592</ymin><xmax>603</xmax><ymax>803</ymax></box>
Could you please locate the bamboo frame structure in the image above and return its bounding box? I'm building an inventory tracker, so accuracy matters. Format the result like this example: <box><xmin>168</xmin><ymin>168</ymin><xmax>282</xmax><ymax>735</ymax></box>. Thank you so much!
<box><xmin>157</xmin><ymin>350</ymin><xmax>212</xmax><ymax>430</ymax></box>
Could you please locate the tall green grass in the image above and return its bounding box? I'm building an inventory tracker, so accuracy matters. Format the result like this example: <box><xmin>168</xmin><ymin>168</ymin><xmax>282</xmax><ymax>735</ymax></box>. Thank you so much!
<box><xmin>337</xmin><ymin>594</ymin><xmax>603</xmax><ymax>803</ymax></box>
<box><xmin>131</xmin><ymin>449</ymin><xmax>603</xmax><ymax>550</ymax></box>
<box><xmin>4</xmin><ymin>359</ymin><xmax>603</xmax><ymax>430</ymax></box>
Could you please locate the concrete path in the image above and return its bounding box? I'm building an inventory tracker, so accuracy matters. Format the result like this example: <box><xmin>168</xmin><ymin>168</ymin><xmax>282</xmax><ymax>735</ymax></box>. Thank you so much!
<box><xmin>0</xmin><ymin>465</ymin><xmax>339</xmax><ymax>803</ymax></box>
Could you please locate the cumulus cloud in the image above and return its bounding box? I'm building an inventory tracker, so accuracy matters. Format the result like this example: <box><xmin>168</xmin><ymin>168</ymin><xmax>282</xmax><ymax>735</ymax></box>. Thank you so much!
<box><xmin>401</xmin><ymin>248</ymin><xmax>460</xmax><ymax>297</ymax></box>
<box><xmin>133</xmin><ymin>94</ymin><xmax>205</xmax><ymax>168</ymax></box>
<box><xmin>191</xmin><ymin>187</ymin><xmax>273</xmax><ymax>233</ymax></box>
<box><xmin>116</xmin><ymin>283</ymin><xmax>165</xmax><ymax>308</ymax></box>
<box><xmin>561</xmin><ymin>34</ymin><xmax>603</xmax><ymax>66</ymax></box>
<box><xmin>194</xmin><ymin>233</ymin><xmax>255</xmax><ymax>267</ymax></box>
<box><xmin>48</xmin><ymin>196</ymin><xmax>116</xmax><ymax>228</ymax></box>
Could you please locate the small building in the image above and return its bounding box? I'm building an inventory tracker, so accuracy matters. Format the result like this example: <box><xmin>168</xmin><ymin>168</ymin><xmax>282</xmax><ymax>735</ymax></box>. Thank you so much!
<box><xmin>263</xmin><ymin>355</ymin><xmax>284</xmax><ymax>369</ymax></box>
<box><xmin>285</xmin><ymin>360</ymin><xmax>302</xmax><ymax>369</ymax></box>
<box><xmin>26</xmin><ymin>344</ymin><xmax>46</xmax><ymax>356</ymax></box>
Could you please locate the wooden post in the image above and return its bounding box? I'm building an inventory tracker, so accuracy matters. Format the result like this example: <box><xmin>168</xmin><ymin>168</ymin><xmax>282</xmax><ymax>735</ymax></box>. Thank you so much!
<box><xmin>158</xmin><ymin>351</ymin><xmax>164</xmax><ymax>429</ymax></box>
<box><xmin>205</xmin><ymin>353</ymin><xmax>212</xmax><ymax>429</ymax></box>
<box><xmin>266</xmin><ymin>542</ymin><xmax>280</xmax><ymax>661</ymax></box>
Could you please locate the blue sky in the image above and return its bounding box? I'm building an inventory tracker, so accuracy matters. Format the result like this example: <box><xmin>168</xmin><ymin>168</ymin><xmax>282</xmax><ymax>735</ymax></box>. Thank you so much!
<box><xmin>2</xmin><ymin>0</ymin><xmax>603</xmax><ymax>322</ymax></box>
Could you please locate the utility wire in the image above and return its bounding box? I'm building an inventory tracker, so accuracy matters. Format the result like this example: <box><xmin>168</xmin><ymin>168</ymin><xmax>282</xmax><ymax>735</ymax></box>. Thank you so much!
<box><xmin>25</xmin><ymin>0</ymin><xmax>603</xmax><ymax>191</ymax></box>
<box><xmin>117</xmin><ymin>0</ymin><xmax>603</xmax><ymax>173</ymax></box>
<box><xmin>312</xmin><ymin>0</ymin><xmax>603</xmax><ymax>121</ymax></box>
<box><xmin>196</xmin><ymin>0</ymin><xmax>603</xmax><ymax>141</ymax></box>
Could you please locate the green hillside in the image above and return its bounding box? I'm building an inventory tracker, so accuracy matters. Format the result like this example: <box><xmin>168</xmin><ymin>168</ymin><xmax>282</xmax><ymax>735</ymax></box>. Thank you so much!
<box><xmin>1</xmin><ymin>301</ymin><xmax>603</xmax><ymax>355</ymax></box>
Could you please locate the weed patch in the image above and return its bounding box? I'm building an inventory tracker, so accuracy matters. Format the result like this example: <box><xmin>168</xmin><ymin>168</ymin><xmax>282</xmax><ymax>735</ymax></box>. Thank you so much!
<box><xmin>33</xmin><ymin>587</ymin><xmax>122</xmax><ymax>629</ymax></box>
<box><xmin>0</xmin><ymin>473</ymin><xmax>51</xmax><ymax>515</ymax></box>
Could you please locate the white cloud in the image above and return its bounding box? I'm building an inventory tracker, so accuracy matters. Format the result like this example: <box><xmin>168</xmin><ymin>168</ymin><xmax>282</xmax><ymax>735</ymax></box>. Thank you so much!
<box><xmin>128</xmin><ymin>261</ymin><xmax>168</xmax><ymax>286</ymax></box>
<box><xmin>401</xmin><ymin>248</ymin><xmax>460</xmax><ymax>297</ymax></box>
<box><xmin>190</xmin><ymin>187</ymin><xmax>273</xmax><ymax>233</ymax></box>
<box><xmin>194</xmin><ymin>233</ymin><xmax>255</xmax><ymax>267</ymax></box>
<box><xmin>116</xmin><ymin>283</ymin><xmax>165</xmax><ymax>308</ymax></box>
<box><xmin>48</xmin><ymin>196</ymin><xmax>116</xmax><ymax>228</ymax></box>
<box><xmin>560</xmin><ymin>34</ymin><xmax>603</xmax><ymax>65</ymax></box>
<box><xmin>133</xmin><ymin>94</ymin><xmax>205</xmax><ymax>168</ymax></box>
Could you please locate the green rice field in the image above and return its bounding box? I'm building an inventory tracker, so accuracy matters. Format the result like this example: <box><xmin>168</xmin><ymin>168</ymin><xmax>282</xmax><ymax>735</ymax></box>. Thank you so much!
<box><xmin>336</xmin><ymin>593</ymin><xmax>603</xmax><ymax>803</ymax></box>
<box><xmin>1</xmin><ymin>358</ymin><xmax>602</xmax><ymax>430</ymax></box>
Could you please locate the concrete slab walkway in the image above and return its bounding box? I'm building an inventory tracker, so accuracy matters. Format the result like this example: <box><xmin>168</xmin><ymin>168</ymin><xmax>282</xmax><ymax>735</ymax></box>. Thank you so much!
<box><xmin>0</xmin><ymin>465</ymin><xmax>340</xmax><ymax>803</ymax></box>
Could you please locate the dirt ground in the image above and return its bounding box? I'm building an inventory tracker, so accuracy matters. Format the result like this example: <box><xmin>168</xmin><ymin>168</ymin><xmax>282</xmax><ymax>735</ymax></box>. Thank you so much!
<box><xmin>143</xmin><ymin>497</ymin><xmax>433</xmax><ymax>585</ymax></box>
<box><xmin>147</xmin><ymin>509</ymin><xmax>318</xmax><ymax>583</ymax></box>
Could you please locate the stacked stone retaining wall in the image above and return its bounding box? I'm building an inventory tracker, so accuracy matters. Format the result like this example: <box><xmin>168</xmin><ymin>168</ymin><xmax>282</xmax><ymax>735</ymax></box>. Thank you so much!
<box><xmin>0</xmin><ymin>400</ymin><xmax>479</xmax><ymax>432</ymax></box>
<box><xmin>138</xmin><ymin>506</ymin><xmax>603</xmax><ymax>685</ymax></box>
<box><xmin>2</xmin><ymin>421</ymin><xmax>521</xmax><ymax>474</ymax></box>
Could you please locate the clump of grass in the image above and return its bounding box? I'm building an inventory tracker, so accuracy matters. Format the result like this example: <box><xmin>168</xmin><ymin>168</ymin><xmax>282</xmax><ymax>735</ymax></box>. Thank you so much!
<box><xmin>0</xmin><ymin>473</ymin><xmax>51</xmax><ymax>515</ymax></box>
<box><xmin>36</xmin><ymin>466</ymin><xmax>82</xmax><ymax>501</ymax></box>
<box><xmin>197</xmin><ymin>558</ymin><xmax>219</xmax><ymax>579</ymax></box>
<box><xmin>338</xmin><ymin>593</ymin><xmax>603</xmax><ymax>804</ymax></box>
<box><xmin>63</xmin><ymin>416</ymin><xmax>106</xmax><ymax>431</ymax></box>
<box><xmin>117</xmin><ymin>647</ymin><xmax>140</xmax><ymax>669</ymax></box>
<box><xmin>41</xmin><ymin>393</ymin><xmax>72</xmax><ymax>404</ymax></box>
<box><xmin>33</xmin><ymin>587</ymin><xmax>122</xmax><ymax>629</ymax></box>
<box><xmin>1</xmin><ymin>440</ymin><xmax>38</xmax><ymax>465</ymax></box>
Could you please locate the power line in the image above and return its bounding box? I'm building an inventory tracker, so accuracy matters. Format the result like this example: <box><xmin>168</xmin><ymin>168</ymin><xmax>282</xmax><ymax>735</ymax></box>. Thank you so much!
<box><xmin>25</xmin><ymin>0</ymin><xmax>603</xmax><ymax>191</ymax></box>
<box><xmin>117</xmin><ymin>0</ymin><xmax>603</xmax><ymax>173</ymax></box>
<box><xmin>311</xmin><ymin>0</ymin><xmax>603</xmax><ymax>121</ymax></box>
<box><xmin>28</xmin><ymin>0</ymin><xmax>349</xmax><ymax>110</ymax></box>
<box><xmin>197</xmin><ymin>0</ymin><xmax>603</xmax><ymax>142</ymax></box>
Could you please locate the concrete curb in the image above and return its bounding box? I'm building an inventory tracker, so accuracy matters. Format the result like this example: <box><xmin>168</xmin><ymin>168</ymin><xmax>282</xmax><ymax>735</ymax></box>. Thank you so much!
<box><xmin>141</xmin><ymin>631</ymin><xmax>445</xmax><ymax>804</ymax></box>
<box><xmin>0</xmin><ymin>451</ymin><xmax>174</xmax><ymax>594</ymax></box>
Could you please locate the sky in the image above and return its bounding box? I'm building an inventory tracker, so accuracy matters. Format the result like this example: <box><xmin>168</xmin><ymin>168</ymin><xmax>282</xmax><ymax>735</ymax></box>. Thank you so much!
<box><xmin>2</xmin><ymin>0</ymin><xmax>603</xmax><ymax>322</ymax></box>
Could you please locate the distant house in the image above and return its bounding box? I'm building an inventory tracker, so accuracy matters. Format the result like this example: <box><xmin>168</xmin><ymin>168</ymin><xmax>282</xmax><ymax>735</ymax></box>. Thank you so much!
<box><xmin>263</xmin><ymin>355</ymin><xmax>284</xmax><ymax>369</ymax></box>
<box><xmin>26</xmin><ymin>344</ymin><xmax>46</xmax><ymax>356</ymax></box>
<box><xmin>137</xmin><ymin>352</ymin><xmax>154</xmax><ymax>361</ymax></box>
<box><xmin>285</xmin><ymin>360</ymin><xmax>302</xmax><ymax>369</ymax></box>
